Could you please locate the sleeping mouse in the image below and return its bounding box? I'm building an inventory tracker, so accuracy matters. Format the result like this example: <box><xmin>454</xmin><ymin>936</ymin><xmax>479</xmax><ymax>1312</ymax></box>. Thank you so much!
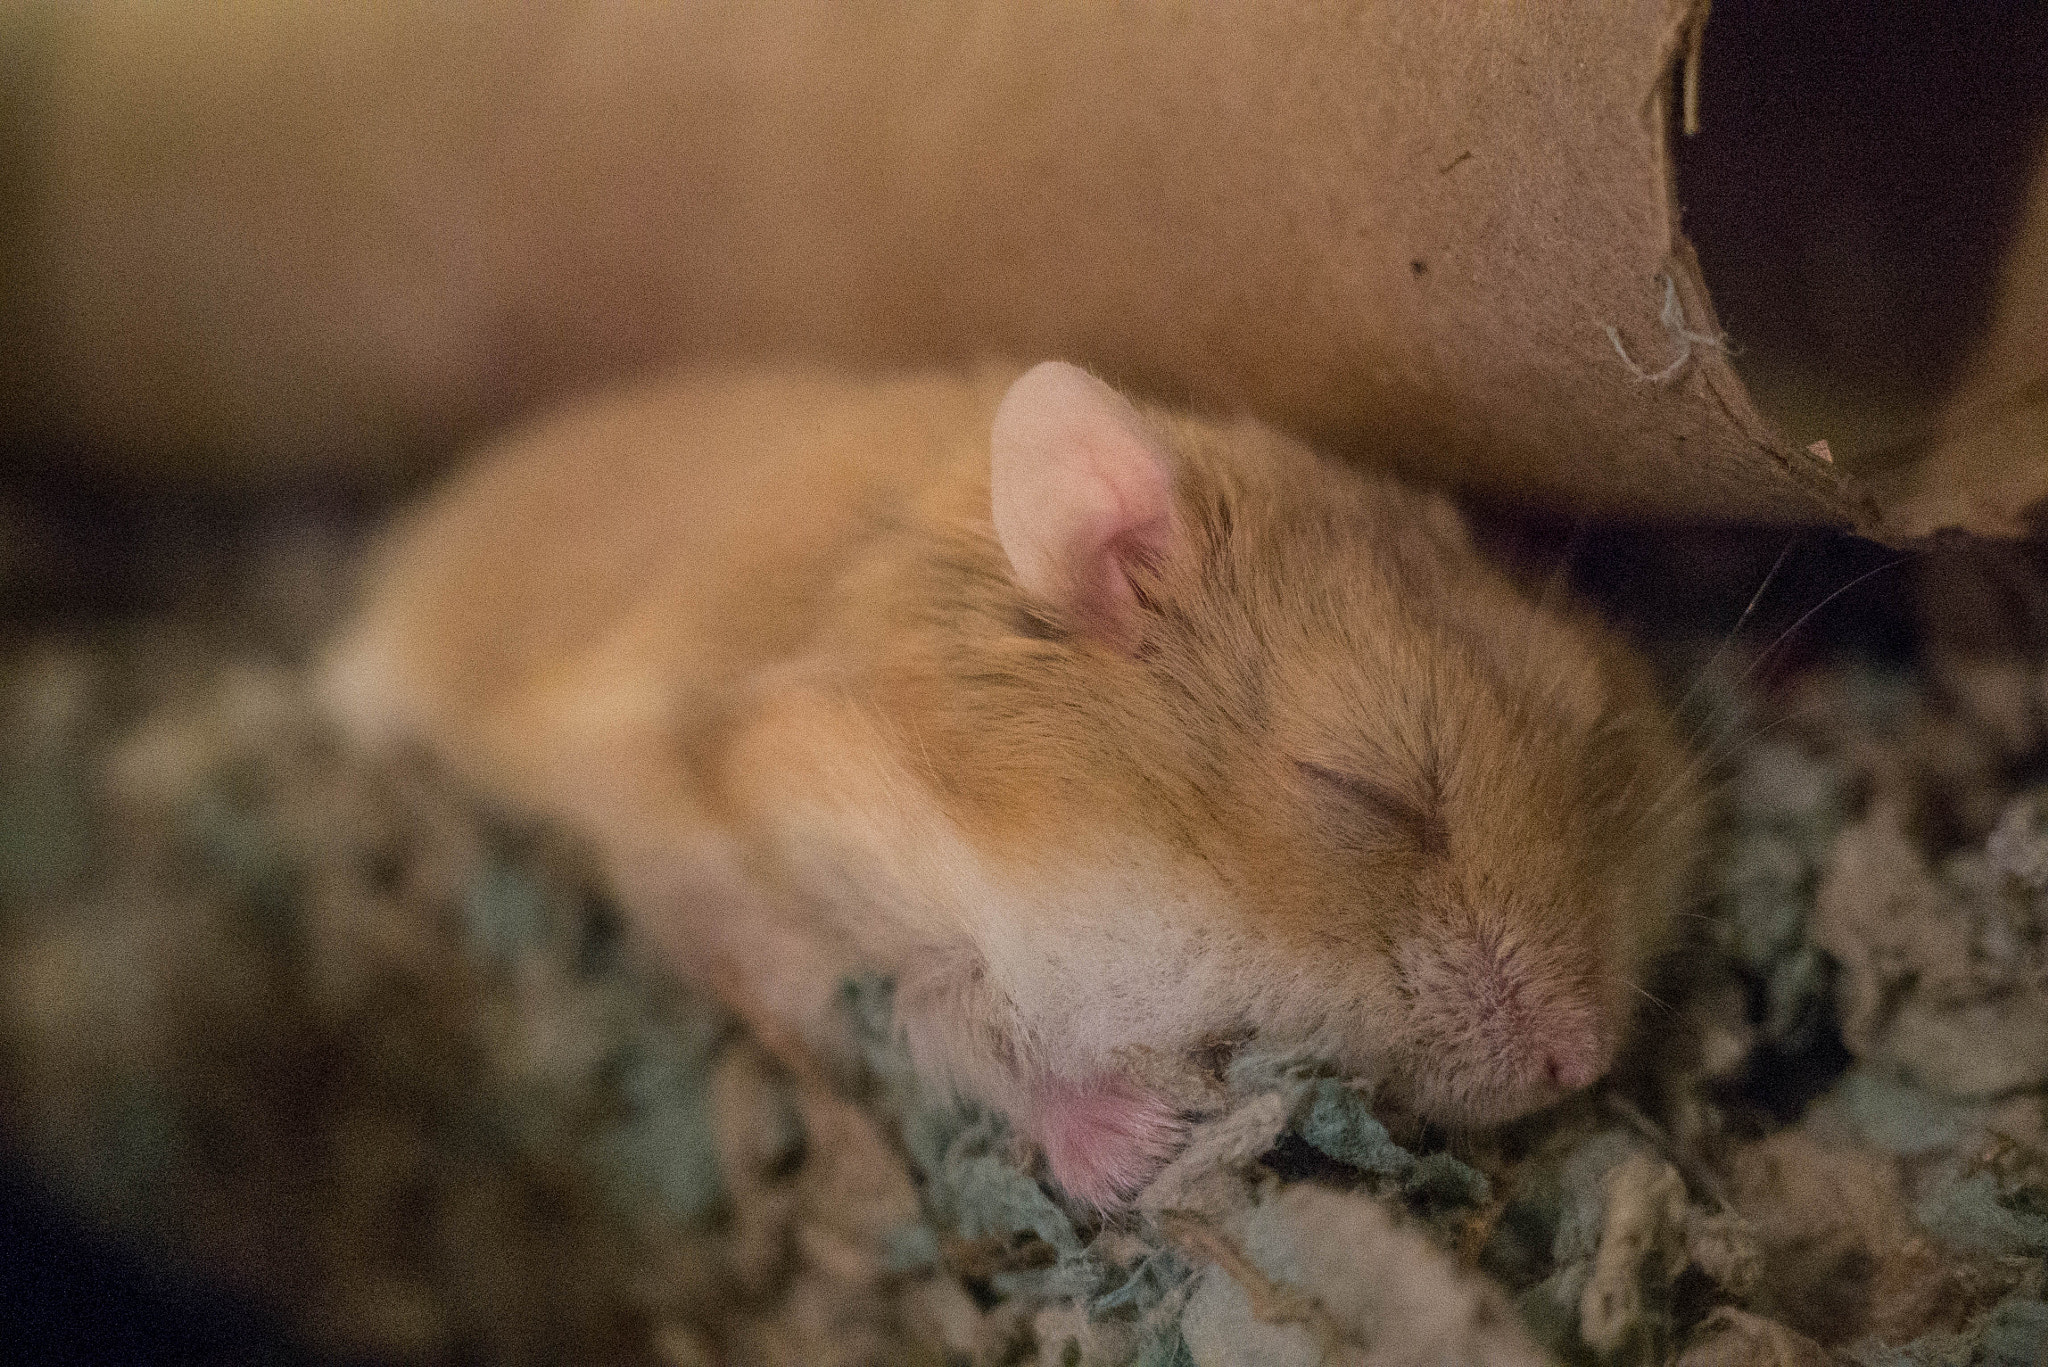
<box><xmin>322</xmin><ymin>361</ymin><xmax>1702</xmax><ymax>1207</ymax></box>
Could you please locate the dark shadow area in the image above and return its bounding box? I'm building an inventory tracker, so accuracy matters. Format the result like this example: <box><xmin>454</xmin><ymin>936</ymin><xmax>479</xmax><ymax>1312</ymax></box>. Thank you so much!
<box><xmin>1720</xmin><ymin>1009</ymin><xmax>1859</xmax><ymax>1131</ymax></box>
<box><xmin>0</xmin><ymin>1150</ymin><xmax>353</xmax><ymax>1367</ymax></box>
<box><xmin>1469</xmin><ymin>509</ymin><xmax>1920</xmax><ymax>666</ymax></box>
<box><xmin>0</xmin><ymin>460</ymin><xmax>380</xmax><ymax>660</ymax></box>
<box><xmin>1674</xmin><ymin>0</ymin><xmax>2048</xmax><ymax>460</ymax></box>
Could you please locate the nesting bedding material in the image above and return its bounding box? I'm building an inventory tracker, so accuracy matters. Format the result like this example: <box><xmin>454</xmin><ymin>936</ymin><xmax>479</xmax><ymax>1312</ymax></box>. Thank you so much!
<box><xmin>1</xmin><ymin>577</ymin><xmax>2045</xmax><ymax>1365</ymax></box>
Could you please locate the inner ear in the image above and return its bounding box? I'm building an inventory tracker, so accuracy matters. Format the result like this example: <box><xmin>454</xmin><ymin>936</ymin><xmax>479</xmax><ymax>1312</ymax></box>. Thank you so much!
<box><xmin>989</xmin><ymin>362</ymin><xmax>1180</xmax><ymax>653</ymax></box>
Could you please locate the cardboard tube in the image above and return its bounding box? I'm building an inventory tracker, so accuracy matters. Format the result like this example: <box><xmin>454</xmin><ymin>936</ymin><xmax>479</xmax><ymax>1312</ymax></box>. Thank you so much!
<box><xmin>7</xmin><ymin>1</ymin><xmax>2038</xmax><ymax>540</ymax></box>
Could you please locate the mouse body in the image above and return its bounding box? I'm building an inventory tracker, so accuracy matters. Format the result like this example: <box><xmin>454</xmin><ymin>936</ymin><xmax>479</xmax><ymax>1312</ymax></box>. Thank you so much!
<box><xmin>323</xmin><ymin>361</ymin><xmax>1702</xmax><ymax>1206</ymax></box>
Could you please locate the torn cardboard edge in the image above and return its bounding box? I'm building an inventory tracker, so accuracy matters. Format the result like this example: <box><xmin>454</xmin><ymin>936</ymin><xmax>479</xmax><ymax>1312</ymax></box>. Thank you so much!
<box><xmin>1646</xmin><ymin>0</ymin><xmax>2048</xmax><ymax>545</ymax></box>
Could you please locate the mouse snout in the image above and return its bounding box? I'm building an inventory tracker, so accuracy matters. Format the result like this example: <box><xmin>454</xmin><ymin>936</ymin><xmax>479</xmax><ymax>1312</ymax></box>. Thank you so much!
<box><xmin>1542</xmin><ymin>1037</ymin><xmax>1603</xmax><ymax>1092</ymax></box>
<box><xmin>1393</xmin><ymin>923</ymin><xmax>1614</xmax><ymax>1124</ymax></box>
<box><xmin>1475</xmin><ymin>1000</ymin><xmax>1607</xmax><ymax>1102</ymax></box>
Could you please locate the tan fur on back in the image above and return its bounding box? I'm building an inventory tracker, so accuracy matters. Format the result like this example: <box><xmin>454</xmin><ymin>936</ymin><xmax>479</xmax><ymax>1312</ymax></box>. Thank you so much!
<box><xmin>326</xmin><ymin>364</ymin><xmax>1699</xmax><ymax>1132</ymax></box>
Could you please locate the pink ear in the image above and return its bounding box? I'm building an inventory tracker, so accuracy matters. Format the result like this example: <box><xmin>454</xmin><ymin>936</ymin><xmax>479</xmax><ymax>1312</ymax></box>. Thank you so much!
<box><xmin>990</xmin><ymin>362</ymin><xmax>1179</xmax><ymax>652</ymax></box>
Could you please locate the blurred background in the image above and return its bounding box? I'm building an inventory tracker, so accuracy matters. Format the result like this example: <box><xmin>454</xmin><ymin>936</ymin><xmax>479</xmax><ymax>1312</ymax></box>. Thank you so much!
<box><xmin>2</xmin><ymin>2</ymin><xmax>2046</xmax><ymax>1364</ymax></box>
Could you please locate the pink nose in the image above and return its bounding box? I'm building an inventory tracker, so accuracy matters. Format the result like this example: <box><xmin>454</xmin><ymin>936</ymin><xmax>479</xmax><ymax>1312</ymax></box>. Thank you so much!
<box><xmin>1545</xmin><ymin>1047</ymin><xmax>1601</xmax><ymax>1091</ymax></box>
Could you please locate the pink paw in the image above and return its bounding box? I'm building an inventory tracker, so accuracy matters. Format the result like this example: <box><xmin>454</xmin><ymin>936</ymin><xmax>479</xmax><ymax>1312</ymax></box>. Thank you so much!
<box><xmin>1026</xmin><ymin>1074</ymin><xmax>1184</xmax><ymax>1209</ymax></box>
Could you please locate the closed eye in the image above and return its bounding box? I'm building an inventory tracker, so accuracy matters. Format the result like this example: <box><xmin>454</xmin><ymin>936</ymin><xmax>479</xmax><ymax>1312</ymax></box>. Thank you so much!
<box><xmin>1298</xmin><ymin>760</ymin><xmax>1449</xmax><ymax>856</ymax></box>
<box><xmin>1191</xmin><ymin>1027</ymin><xmax>1253</xmax><ymax>1080</ymax></box>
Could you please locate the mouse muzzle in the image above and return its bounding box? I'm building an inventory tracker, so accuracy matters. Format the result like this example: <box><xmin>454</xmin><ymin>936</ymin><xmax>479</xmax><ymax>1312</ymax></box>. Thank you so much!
<box><xmin>1390</xmin><ymin>918</ymin><xmax>1616</xmax><ymax>1126</ymax></box>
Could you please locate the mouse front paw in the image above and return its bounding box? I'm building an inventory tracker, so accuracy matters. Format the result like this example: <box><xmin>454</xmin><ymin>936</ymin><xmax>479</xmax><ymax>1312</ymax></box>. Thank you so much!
<box><xmin>1025</xmin><ymin>1073</ymin><xmax>1185</xmax><ymax>1210</ymax></box>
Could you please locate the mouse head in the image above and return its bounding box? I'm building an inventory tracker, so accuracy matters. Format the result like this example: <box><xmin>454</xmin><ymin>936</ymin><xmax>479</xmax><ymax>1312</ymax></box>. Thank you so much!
<box><xmin>1241</xmin><ymin>573</ymin><xmax>1695</xmax><ymax>1129</ymax></box>
<box><xmin>880</xmin><ymin>363</ymin><xmax>1700</xmax><ymax>1201</ymax></box>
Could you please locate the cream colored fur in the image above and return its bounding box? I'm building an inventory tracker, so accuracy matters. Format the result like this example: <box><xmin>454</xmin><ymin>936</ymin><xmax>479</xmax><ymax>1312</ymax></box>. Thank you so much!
<box><xmin>323</xmin><ymin>362</ymin><xmax>1700</xmax><ymax>1192</ymax></box>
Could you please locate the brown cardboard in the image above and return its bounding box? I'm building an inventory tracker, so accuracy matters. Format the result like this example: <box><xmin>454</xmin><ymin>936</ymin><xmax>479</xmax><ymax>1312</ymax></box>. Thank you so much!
<box><xmin>3</xmin><ymin>1</ymin><xmax>2041</xmax><ymax>541</ymax></box>
<box><xmin>1862</xmin><ymin>142</ymin><xmax>2048</xmax><ymax>541</ymax></box>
